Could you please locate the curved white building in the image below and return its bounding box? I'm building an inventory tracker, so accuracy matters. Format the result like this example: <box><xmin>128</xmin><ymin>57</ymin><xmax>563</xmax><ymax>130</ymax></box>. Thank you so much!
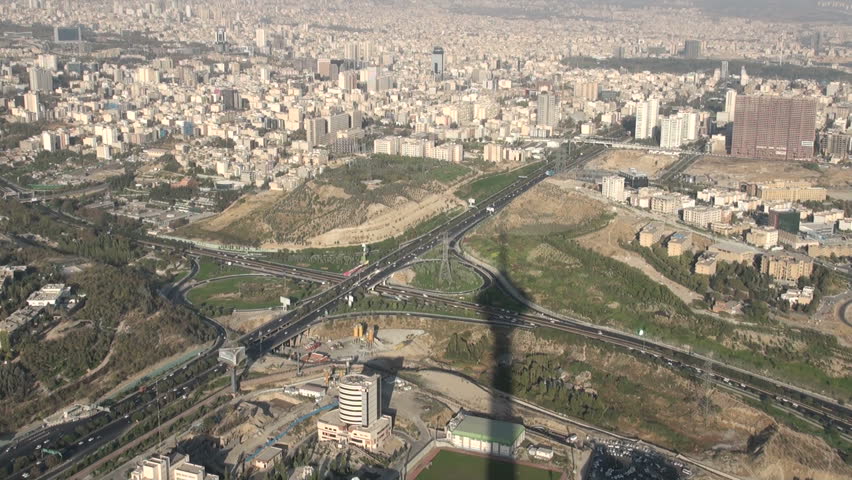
<box><xmin>337</xmin><ymin>374</ymin><xmax>380</xmax><ymax>427</ymax></box>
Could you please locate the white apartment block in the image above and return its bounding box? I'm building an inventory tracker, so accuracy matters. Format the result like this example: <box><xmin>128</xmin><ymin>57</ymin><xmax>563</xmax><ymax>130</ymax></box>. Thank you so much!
<box><xmin>601</xmin><ymin>175</ymin><xmax>625</xmax><ymax>202</ymax></box>
<box><xmin>634</xmin><ymin>98</ymin><xmax>659</xmax><ymax>140</ymax></box>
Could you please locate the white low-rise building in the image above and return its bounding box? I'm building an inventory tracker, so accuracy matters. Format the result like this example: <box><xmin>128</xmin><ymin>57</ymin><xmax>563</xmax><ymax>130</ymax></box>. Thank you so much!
<box><xmin>26</xmin><ymin>284</ymin><xmax>70</xmax><ymax>307</ymax></box>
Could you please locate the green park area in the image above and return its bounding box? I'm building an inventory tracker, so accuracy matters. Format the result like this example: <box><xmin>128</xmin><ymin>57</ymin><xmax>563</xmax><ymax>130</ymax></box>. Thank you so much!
<box><xmin>186</xmin><ymin>275</ymin><xmax>319</xmax><ymax>311</ymax></box>
<box><xmin>455</xmin><ymin>162</ymin><xmax>542</xmax><ymax>203</ymax></box>
<box><xmin>193</xmin><ymin>258</ymin><xmax>253</xmax><ymax>281</ymax></box>
<box><xmin>408</xmin><ymin>260</ymin><xmax>483</xmax><ymax>292</ymax></box>
<box><xmin>415</xmin><ymin>450</ymin><xmax>561</xmax><ymax>480</ymax></box>
<box><xmin>466</xmin><ymin>216</ymin><xmax>852</xmax><ymax>402</ymax></box>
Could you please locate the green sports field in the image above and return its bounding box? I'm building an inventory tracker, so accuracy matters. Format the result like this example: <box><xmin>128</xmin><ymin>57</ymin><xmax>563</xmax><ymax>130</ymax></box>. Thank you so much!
<box><xmin>415</xmin><ymin>450</ymin><xmax>561</xmax><ymax>480</ymax></box>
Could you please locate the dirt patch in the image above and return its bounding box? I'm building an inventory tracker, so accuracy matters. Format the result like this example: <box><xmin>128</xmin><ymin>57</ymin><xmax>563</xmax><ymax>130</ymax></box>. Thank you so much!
<box><xmin>306</xmin><ymin>191</ymin><xmax>464</xmax><ymax>248</ymax></box>
<box><xmin>587</xmin><ymin>149</ymin><xmax>678</xmax><ymax>178</ymax></box>
<box><xmin>389</xmin><ymin>267</ymin><xmax>416</xmax><ymax>286</ymax></box>
<box><xmin>686</xmin><ymin>155</ymin><xmax>852</xmax><ymax>189</ymax></box>
<box><xmin>216</xmin><ymin>310</ymin><xmax>281</xmax><ymax>334</ymax></box>
<box><xmin>189</xmin><ymin>190</ymin><xmax>283</xmax><ymax>233</ymax></box>
<box><xmin>479</xmin><ymin>181</ymin><xmax>607</xmax><ymax>235</ymax></box>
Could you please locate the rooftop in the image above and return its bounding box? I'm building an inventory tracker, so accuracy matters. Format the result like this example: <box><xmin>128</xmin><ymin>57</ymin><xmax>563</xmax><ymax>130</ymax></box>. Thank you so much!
<box><xmin>451</xmin><ymin>415</ymin><xmax>525</xmax><ymax>445</ymax></box>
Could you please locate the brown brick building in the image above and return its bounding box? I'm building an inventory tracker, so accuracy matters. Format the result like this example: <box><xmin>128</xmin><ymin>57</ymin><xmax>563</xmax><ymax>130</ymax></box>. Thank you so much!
<box><xmin>731</xmin><ymin>96</ymin><xmax>816</xmax><ymax>161</ymax></box>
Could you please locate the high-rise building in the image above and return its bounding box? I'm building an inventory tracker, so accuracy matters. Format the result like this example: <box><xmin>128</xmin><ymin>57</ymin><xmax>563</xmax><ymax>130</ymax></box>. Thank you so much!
<box><xmin>432</xmin><ymin>46</ymin><xmax>444</xmax><ymax>79</ymax></box>
<box><xmin>634</xmin><ymin>98</ymin><xmax>659</xmax><ymax>140</ymax></box>
<box><xmin>219</xmin><ymin>88</ymin><xmax>240</xmax><ymax>110</ymax></box>
<box><xmin>731</xmin><ymin>96</ymin><xmax>817</xmax><ymax>161</ymax></box>
<box><xmin>822</xmin><ymin>133</ymin><xmax>850</xmax><ymax>160</ymax></box>
<box><xmin>327</xmin><ymin>112</ymin><xmax>351</xmax><ymax>136</ymax></box>
<box><xmin>135</xmin><ymin>67</ymin><xmax>160</xmax><ymax>84</ymax></box>
<box><xmin>601</xmin><ymin>175</ymin><xmax>625</xmax><ymax>202</ymax></box>
<box><xmin>344</xmin><ymin>42</ymin><xmax>359</xmax><ymax>61</ymax></box>
<box><xmin>574</xmin><ymin>81</ymin><xmax>599</xmax><ymax>101</ymax></box>
<box><xmin>37</xmin><ymin>54</ymin><xmax>58</xmax><ymax>71</ymax></box>
<box><xmin>23</xmin><ymin>92</ymin><xmax>39</xmax><ymax>113</ymax></box>
<box><xmin>660</xmin><ymin>115</ymin><xmax>685</xmax><ymax>149</ymax></box>
<box><xmin>740</xmin><ymin>66</ymin><xmax>749</xmax><ymax>86</ymax></box>
<box><xmin>317</xmin><ymin>59</ymin><xmax>343</xmax><ymax>80</ymax></box>
<box><xmin>28</xmin><ymin>67</ymin><xmax>53</xmax><ymax>93</ymax></box>
<box><xmin>724</xmin><ymin>89</ymin><xmax>737</xmax><ymax>115</ymax></box>
<box><xmin>214</xmin><ymin>27</ymin><xmax>227</xmax><ymax>53</ymax></box>
<box><xmin>306</xmin><ymin>117</ymin><xmax>328</xmax><ymax>147</ymax></box>
<box><xmin>720</xmin><ymin>61</ymin><xmax>729</xmax><ymax>80</ymax></box>
<box><xmin>338</xmin><ymin>71</ymin><xmax>357</xmax><ymax>90</ymax></box>
<box><xmin>337</xmin><ymin>374</ymin><xmax>380</xmax><ymax>427</ymax></box>
<box><xmin>536</xmin><ymin>92</ymin><xmax>558</xmax><ymax>128</ymax></box>
<box><xmin>255</xmin><ymin>28</ymin><xmax>267</xmax><ymax>49</ymax></box>
<box><xmin>660</xmin><ymin>112</ymin><xmax>699</xmax><ymax>149</ymax></box>
<box><xmin>684</xmin><ymin>40</ymin><xmax>702</xmax><ymax>59</ymax></box>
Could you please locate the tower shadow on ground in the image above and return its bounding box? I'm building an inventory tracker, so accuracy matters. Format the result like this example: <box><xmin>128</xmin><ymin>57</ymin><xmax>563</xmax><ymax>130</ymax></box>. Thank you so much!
<box><xmin>475</xmin><ymin>228</ymin><xmax>536</xmax><ymax>480</ymax></box>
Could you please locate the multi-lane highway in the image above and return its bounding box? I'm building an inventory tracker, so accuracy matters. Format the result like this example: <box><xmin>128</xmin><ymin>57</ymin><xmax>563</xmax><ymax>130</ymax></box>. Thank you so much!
<box><xmin>6</xmin><ymin>140</ymin><xmax>851</xmax><ymax>479</ymax></box>
<box><xmin>2</xmin><ymin>143</ymin><xmax>593</xmax><ymax>479</ymax></box>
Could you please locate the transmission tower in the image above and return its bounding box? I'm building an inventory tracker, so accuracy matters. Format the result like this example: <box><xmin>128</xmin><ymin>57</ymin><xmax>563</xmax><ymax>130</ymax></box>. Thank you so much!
<box><xmin>554</xmin><ymin>141</ymin><xmax>572</xmax><ymax>173</ymax></box>
<box><xmin>697</xmin><ymin>359</ymin><xmax>717</xmax><ymax>420</ymax></box>
<box><xmin>439</xmin><ymin>231</ymin><xmax>453</xmax><ymax>286</ymax></box>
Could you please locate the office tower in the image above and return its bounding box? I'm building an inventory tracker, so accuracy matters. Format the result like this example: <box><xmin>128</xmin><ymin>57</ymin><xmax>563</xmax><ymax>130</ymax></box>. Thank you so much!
<box><xmin>536</xmin><ymin>92</ymin><xmax>558</xmax><ymax>128</ymax></box>
<box><xmin>684</xmin><ymin>40</ymin><xmax>702</xmax><ymax>59</ymax></box>
<box><xmin>28</xmin><ymin>67</ymin><xmax>53</xmax><ymax>93</ymax></box>
<box><xmin>338</xmin><ymin>374</ymin><xmax>380</xmax><ymax>427</ymax></box>
<box><xmin>740</xmin><ymin>66</ymin><xmax>749</xmax><ymax>86</ymax></box>
<box><xmin>634</xmin><ymin>98</ymin><xmax>659</xmax><ymax>140</ymax></box>
<box><xmin>725</xmin><ymin>89</ymin><xmax>737</xmax><ymax>115</ymax></box>
<box><xmin>813</xmin><ymin>31</ymin><xmax>822</xmax><ymax>54</ymax></box>
<box><xmin>731</xmin><ymin>96</ymin><xmax>817</xmax><ymax>161</ymax></box>
<box><xmin>306</xmin><ymin>117</ymin><xmax>328</xmax><ymax>147</ymax></box>
<box><xmin>255</xmin><ymin>28</ymin><xmax>267</xmax><ymax>49</ymax></box>
<box><xmin>720</xmin><ymin>61</ymin><xmax>729</xmax><ymax>80</ymax></box>
<box><xmin>432</xmin><ymin>46</ymin><xmax>444</xmax><ymax>79</ymax></box>
<box><xmin>612</xmin><ymin>46</ymin><xmax>625</xmax><ymax>59</ymax></box>
<box><xmin>602</xmin><ymin>175</ymin><xmax>625</xmax><ymax>202</ymax></box>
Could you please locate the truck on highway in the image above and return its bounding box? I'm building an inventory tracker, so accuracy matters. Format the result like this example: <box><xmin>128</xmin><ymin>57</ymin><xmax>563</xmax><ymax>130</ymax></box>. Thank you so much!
<box><xmin>545</xmin><ymin>170</ymin><xmax>555</xmax><ymax>176</ymax></box>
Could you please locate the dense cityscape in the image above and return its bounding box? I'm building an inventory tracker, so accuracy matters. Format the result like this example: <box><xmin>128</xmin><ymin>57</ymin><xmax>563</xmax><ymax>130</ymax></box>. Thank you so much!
<box><xmin>0</xmin><ymin>1</ymin><xmax>851</xmax><ymax>480</ymax></box>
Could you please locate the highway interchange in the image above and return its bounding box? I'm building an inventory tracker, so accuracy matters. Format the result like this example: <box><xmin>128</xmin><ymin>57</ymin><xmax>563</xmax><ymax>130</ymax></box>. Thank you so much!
<box><xmin>2</xmin><ymin>142</ymin><xmax>851</xmax><ymax>479</ymax></box>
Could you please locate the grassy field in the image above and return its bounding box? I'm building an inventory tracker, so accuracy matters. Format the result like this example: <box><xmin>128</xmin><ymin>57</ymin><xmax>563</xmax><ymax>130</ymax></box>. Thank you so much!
<box><xmin>184</xmin><ymin>155</ymin><xmax>472</xmax><ymax>246</ymax></box>
<box><xmin>261</xmin><ymin>207</ymin><xmax>465</xmax><ymax>273</ymax></box>
<box><xmin>415</xmin><ymin>450</ymin><xmax>561</xmax><ymax>480</ymax></box>
<box><xmin>186</xmin><ymin>275</ymin><xmax>319</xmax><ymax>310</ymax></box>
<box><xmin>409</xmin><ymin>260</ymin><xmax>483</xmax><ymax>292</ymax></box>
<box><xmin>455</xmin><ymin>162</ymin><xmax>543</xmax><ymax>203</ymax></box>
<box><xmin>466</xmin><ymin>219</ymin><xmax>852</xmax><ymax>401</ymax></box>
<box><xmin>194</xmin><ymin>258</ymin><xmax>252</xmax><ymax>281</ymax></box>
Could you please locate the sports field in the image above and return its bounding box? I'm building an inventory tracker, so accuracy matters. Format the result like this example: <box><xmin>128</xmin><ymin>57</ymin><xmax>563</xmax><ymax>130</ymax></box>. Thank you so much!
<box><xmin>414</xmin><ymin>450</ymin><xmax>562</xmax><ymax>480</ymax></box>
